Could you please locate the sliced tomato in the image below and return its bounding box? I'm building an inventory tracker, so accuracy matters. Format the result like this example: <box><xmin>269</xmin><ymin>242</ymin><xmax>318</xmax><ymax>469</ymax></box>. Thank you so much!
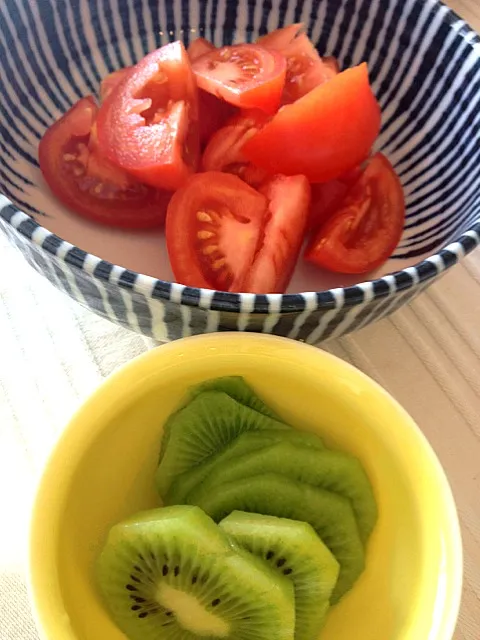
<box><xmin>198</xmin><ymin>89</ymin><xmax>237</xmax><ymax>148</ymax></box>
<box><xmin>258</xmin><ymin>28</ymin><xmax>336</xmax><ymax>102</ymax></box>
<box><xmin>243</xmin><ymin>63</ymin><xmax>381</xmax><ymax>183</ymax></box>
<box><xmin>243</xmin><ymin>174</ymin><xmax>311</xmax><ymax>293</ymax></box>
<box><xmin>187</xmin><ymin>37</ymin><xmax>215</xmax><ymax>61</ymax></box>
<box><xmin>201</xmin><ymin>109</ymin><xmax>270</xmax><ymax>186</ymax></box>
<box><xmin>165</xmin><ymin>172</ymin><xmax>268</xmax><ymax>291</ymax></box>
<box><xmin>308</xmin><ymin>164</ymin><xmax>365</xmax><ymax>231</ymax></box>
<box><xmin>96</xmin><ymin>41</ymin><xmax>200</xmax><ymax>191</ymax></box>
<box><xmin>256</xmin><ymin>24</ymin><xmax>302</xmax><ymax>50</ymax></box>
<box><xmin>323</xmin><ymin>56</ymin><xmax>341</xmax><ymax>76</ymax></box>
<box><xmin>99</xmin><ymin>67</ymin><xmax>131</xmax><ymax>102</ymax></box>
<box><xmin>308</xmin><ymin>180</ymin><xmax>349</xmax><ymax>231</ymax></box>
<box><xmin>281</xmin><ymin>34</ymin><xmax>335</xmax><ymax>102</ymax></box>
<box><xmin>304</xmin><ymin>153</ymin><xmax>405</xmax><ymax>274</ymax></box>
<box><xmin>192</xmin><ymin>44</ymin><xmax>286</xmax><ymax>114</ymax></box>
<box><xmin>39</xmin><ymin>96</ymin><xmax>171</xmax><ymax>228</ymax></box>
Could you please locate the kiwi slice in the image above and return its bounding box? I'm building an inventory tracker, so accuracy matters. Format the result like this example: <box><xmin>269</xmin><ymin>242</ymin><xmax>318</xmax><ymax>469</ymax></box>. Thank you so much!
<box><xmin>165</xmin><ymin>428</ymin><xmax>324</xmax><ymax>506</ymax></box>
<box><xmin>97</xmin><ymin>505</ymin><xmax>295</xmax><ymax>640</ymax></box>
<box><xmin>188</xmin><ymin>442</ymin><xmax>377</xmax><ymax>544</ymax></box>
<box><xmin>155</xmin><ymin>391</ymin><xmax>289</xmax><ymax>498</ymax></box>
<box><xmin>220</xmin><ymin>511</ymin><xmax>340</xmax><ymax>640</ymax></box>
<box><xmin>186</xmin><ymin>473</ymin><xmax>365</xmax><ymax>603</ymax></box>
<box><xmin>188</xmin><ymin>376</ymin><xmax>279</xmax><ymax>419</ymax></box>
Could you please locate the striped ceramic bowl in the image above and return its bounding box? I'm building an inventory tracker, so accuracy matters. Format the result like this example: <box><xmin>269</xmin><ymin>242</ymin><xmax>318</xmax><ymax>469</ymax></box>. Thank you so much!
<box><xmin>1</xmin><ymin>0</ymin><xmax>479</xmax><ymax>345</ymax></box>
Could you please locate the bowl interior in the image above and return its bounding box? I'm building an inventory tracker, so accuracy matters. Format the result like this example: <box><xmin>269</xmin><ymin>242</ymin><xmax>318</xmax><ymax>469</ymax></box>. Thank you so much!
<box><xmin>1</xmin><ymin>0</ymin><xmax>480</xmax><ymax>292</ymax></box>
<box><xmin>29</xmin><ymin>334</ymin><xmax>461</xmax><ymax>640</ymax></box>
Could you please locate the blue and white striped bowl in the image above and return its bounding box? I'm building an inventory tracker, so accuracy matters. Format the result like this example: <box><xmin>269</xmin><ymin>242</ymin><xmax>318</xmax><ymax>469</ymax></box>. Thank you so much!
<box><xmin>1</xmin><ymin>0</ymin><xmax>479</xmax><ymax>344</ymax></box>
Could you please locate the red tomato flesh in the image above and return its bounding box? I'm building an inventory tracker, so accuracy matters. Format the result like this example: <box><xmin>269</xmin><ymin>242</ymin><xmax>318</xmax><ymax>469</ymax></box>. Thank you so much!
<box><xmin>39</xmin><ymin>96</ymin><xmax>171</xmax><ymax>228</ymax></box>
<box><xmin>242</xmin><ymin>63</ymin><xmax>381</xmax><ymax>183</ymax></box>
<box><xmin>96</xmin><ymin>41</ymin><xmax>200</xmax><ymax>191</ymax></box>
<box><xmin>187</xmin><ymin>37</ymin><xmax>215</xmax><ymax>61</ymax></box>
<box><xmin>201</xmin><ymin>109</ymin><xmax>270</xmax><ymax>187</ymax></box>
<box><xmin>243</xmin><ymin>174</ymin><xmax>311</xmax><ymax>293</ymax></box>
<box><xmin>304</xmin><ymin>153</ymin><xmax>405</xmax><ymax>274</ymax></box>
<box><xmin>197</xmin><ymin>90</ymin><xmax>237</xmax><ymax>149</ymax></box>
<box><xmin>192</xmin><ymin>44</ymin><xmax>287</xmax><ymax>114</ymax></box>
<box><xmin>281</xmin><ymin>34</ymin><xmax>334</xmax><ymax>102</ymax></box>
<box><xmin>99</xmin><ymin>67</ymin><xmax>131</xmax><ymax>102</ymax></box>
<box><xmin>165</xmin><ymin>172</ymin><xmax>268</xmax><ymax>291</ymax></box>
<box><xmin>256</xmin><ymin>24</ymin><xmax>302</xmax><ymax>50</ymax></box>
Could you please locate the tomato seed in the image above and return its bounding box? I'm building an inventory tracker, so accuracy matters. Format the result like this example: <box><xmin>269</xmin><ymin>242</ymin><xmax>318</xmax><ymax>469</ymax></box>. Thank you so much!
<box><xmin>202</xmin><ymin>245</ymin><xmax>218</xmax><ymax>256</ymax></box>
<box><xmin>197</xmin><ymin>230</ymin><xmax>215</xmax><ymax>239</ymax></box>
<box><xmin>196</xmin><ymin>211</ymin><xmax>213</xmax><ymax>223</ymax></box>
<box><xmin>212</xmin><ymin>258</ymin><xmax>226</xmax><ymax>270</ymax></box>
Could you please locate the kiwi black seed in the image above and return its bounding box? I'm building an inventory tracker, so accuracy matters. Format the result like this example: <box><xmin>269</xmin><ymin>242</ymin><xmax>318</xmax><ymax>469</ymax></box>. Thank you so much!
<box><xmin>185</xmin><ymin>473</ymin><xmax>365</xmax><ymax>603</ymax></box>
<box><xmin>165</xmin><ymin>428</ymin><xmax>324</xmax><ymax>506</ymax></box>
<box><xmin>188</xmin><ymin>441</ymin><xmax>377</xmax><ymax>544</ymax></box>
<box><xmin>97</xmin><ymin>505</ymin><xmax>295</xmax><ymax>640</ymax></box>
<box><xmin>155</xmin><ymin>391</ymin><xmax>289</xmax><ymax>498</ymax></box>
<box><xmin>187</xmin><ymin>376</ymin><xmax>280</xmax><ymax>419</ymax></box>
<box><xmin>220</xmin><ymin>511</ymin><xmax>340</xmax><ymax>640</ymax></box>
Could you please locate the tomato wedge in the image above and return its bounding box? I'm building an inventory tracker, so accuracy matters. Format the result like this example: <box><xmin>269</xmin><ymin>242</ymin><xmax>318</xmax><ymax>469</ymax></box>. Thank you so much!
<box><xmin>192</xmin><ymin>44</ymin><xmax>287</xmax><ymax>114</ymax></box>
<box><xmin>308</xmin><ymin>181</ymin><xmax>349</xmax><ymax>231</ymax></box>
<box><xmin>243</xmin><ymin>174</ymin><xmax>311</xmax><ymax>293</ymax></box>
<box><xmin>308</xmin><ymin>165</ymin><xmax>365</xmax><ymax>231</ymax></box>
<box><xmin>256</xmin><ymin>24</ymin><xmax>302</xmax><ymax>50</ymax></box>
<box><xmin>258</xmin><ymin>27</ymin><xmax>338</xmax><ymax>102</ymax></box>
<box><xmin>165</xmin><ymin>172</ymin><xmax>268</xmax><ymax>291</ymax></box>
<box><xmin>304</xmin><ymin>153</ymin><xmax>405</xmax><ymax>274</ymax></box>
<box><xmin>99</xmin><ymin>67</ymin><xmax>131</xmax><ymax>102</ymax></box>
<box><xmin>96</xmin><ymin>41</ymin><xmax>199</xmax><ymax>191</ymax></box>
<box><xmin>281</xmin><ymin>34</ymin><xmax>335</xmax><ymax>103</ymax></box>
<box><xmin>197</xmin><ymin>90</ymin><xmax>237</xmax><ymax>149</ymax></box>
<box><xmin>202</xmin><ymin>110</ymin><xmax>270</xmax><ymax>186</ymax></box>
<box><xmin>39</xmin><ymin>96</ymin><xmax>171</xmax><ymax>228</ymax></box>
<box><xmin>323</xmin><ymin>56</ymin><xmax>341</xmax><ymax>76</ymax></box>
<box><xmin>187</xmin><ymin>37</ymin><xmax>215</xmax><ymax>61</ymax></box>
<box><xmin>243</xmin><ymin>63</ymin><xmax>381</xmax><ymax>183</ymax></box>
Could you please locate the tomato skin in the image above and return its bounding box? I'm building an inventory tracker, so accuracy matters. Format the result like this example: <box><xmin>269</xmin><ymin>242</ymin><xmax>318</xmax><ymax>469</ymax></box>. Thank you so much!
<box><xmin>39</xmin><ymin>97</ymin><xmax>171</xmax><ymax>229</ymax></box>
<box><xmin>258</xmin><ymin>28</ymin><xmax>338</xmax><ymax>103</ymax></box>
<box><xmin>192</xmin><ymin>44</ymin><xmax>287</xmax><ymax>114</ymax></box>
<box><xmin>99</xmin><ymin>67</ymin><xmax>131</xmax><ymax>102</ymax></box>
<box><xmin>198</xmin><ymin>90</ymin><xmax>237</xmax><ymax>149</ymax></box>
<box><xmin>243</xmin><ymin>63</ymin><xmax>381</xmax><ymax>183</ymax></box>
<box><xmin>165</xmin><ymin>172</ymin><xmax>268</xmax><ymax>291</ymax></box>
<box><xmin>256</xmin><ymin>24</ymin><xmax>302</xmax><ymax>50</ymax></box>
<box><xmin>281</xmin><ymin>34</ymin><xmax>334</xmax><ymax>103</ymax></box>
<box><xmin>304</xmin><ymin>153</ymin><xmax>405</xmax><ymax>274</ymax></box>
<box><xmin>243</xmin><ymin>174</ymin><xmax>311</xmax><ymax>293</ymax></box>
<box><xmin>308</xmin><ymin>180</ymin><xmax>349</xmax><ymax>231</ymax></box>
<box><xmin>96</xmin><ymin>41</ymin><xmax>200</xmax><ymax>192</ymax></box>
<box><xmin>201</xmin><ymin>109</ymin><xmax>270</xmax><ymax>186</ymax></box>
<box><xmin>308</xmin><ymin>165</ymin><xmax>365</xmax><ymax>231</ymax></box>
<box><xmin>323</xmin><ymin>56</ymin><xmax>340</xmax><ymax>76</ymax></box>
<box><xmin>187</xmin><ymin>37</ymin><xmax>215</xmax><ymax>61</ymax></box>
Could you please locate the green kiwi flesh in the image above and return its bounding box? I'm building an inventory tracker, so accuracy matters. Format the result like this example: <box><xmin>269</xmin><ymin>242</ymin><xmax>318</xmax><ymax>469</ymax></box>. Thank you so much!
<box><xmin>187</xmin><ymin>376</ymin><xmax>279</xmax><ymax>419</ymax></box>
<box><xmin>220</xmin><ymin>511</ymin><xmax>340</xmax><ymax>640</ymax></box>
<box><xmin>97</xmin><ymin>505</ymin><xmax>295</xmax><ymax>640</ymax></box>
<box><xmin>185</xmin><ymin>473</ymin><xmax>365</xmax><ymax>603</ymax></box>
<box><xmin>155</xmin><ymin>391</ymin><xmax>289</xmax><ymax>498</ymax></box>
<box><xmin>188</xmin><ymin>442</ymin><xmax>377</xmax><ymax>544</ymax></box>
<box><xmin>165</xmin><ymin>428</ymin><xmax>324</xmax><ymax>506</ymax></box>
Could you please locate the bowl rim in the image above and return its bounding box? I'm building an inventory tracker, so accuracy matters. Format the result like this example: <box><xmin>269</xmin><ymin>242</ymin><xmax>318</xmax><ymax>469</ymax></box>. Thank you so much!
<box><xmin>27</xmin><ymin>333</ymin><xmax>464</xmax><ymax>640</ymax></box>
<box><xmin>1</xmin><ymin>0</ymin><xmax>480</xmax><ymax>315</ymax></box>
<box><xmin>2</xmin><ymin>203</ymin><xmax>479</xmax><ymax>314</ymax></box>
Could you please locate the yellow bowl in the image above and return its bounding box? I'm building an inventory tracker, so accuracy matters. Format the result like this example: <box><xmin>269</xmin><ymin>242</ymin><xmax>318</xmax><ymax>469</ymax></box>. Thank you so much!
<box><xmin>28</xmin><ymin>334</ymin><xmax>462</xmax><ymax>640</ymax></box>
